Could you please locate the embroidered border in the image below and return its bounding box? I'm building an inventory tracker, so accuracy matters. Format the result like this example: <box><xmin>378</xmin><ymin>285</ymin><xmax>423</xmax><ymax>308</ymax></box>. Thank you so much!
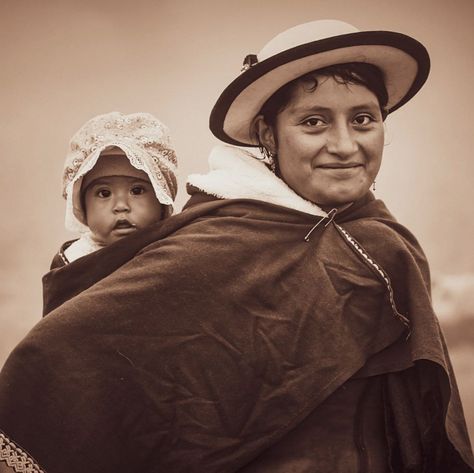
<box><xmin>0</xmin><ymin>432</ymin><xmax>45</xmax><ymax>473</ymax></box>
<box><xmin>335</xmin><ymin>225</ymin><xmax>411</xmax><ymax>333</ymax></box>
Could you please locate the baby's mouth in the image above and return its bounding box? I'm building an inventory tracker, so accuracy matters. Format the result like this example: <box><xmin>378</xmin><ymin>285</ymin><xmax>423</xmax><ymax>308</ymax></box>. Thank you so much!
<box><xmin>114</xmin><ymin>219</ymin><xmax>136</xmax><ymax>230</ymax></box>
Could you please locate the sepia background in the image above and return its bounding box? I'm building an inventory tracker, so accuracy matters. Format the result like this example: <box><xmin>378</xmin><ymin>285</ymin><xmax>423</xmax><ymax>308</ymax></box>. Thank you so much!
<box><xmin>1</xmin><ymin>0</ymin><xmax>473</xmax><ymax>438</ymax></box>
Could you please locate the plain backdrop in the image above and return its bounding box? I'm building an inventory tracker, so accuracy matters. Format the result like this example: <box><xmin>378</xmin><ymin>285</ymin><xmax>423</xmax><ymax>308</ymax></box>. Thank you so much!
<box><xmin>1</xmin><ymin>0</ymin><xmax>473</xmax><ymax>434</ymax></box>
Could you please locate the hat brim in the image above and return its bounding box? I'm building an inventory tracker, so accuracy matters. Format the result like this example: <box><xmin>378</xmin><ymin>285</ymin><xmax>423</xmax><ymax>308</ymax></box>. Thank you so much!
<box><xmin>210</xmin><ymin>31</ymin><xmax>430</xmax><ymax>146</ymax></box>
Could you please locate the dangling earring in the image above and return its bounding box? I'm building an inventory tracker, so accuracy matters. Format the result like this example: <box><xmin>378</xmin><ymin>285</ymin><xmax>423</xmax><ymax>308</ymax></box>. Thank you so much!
<box><xmin>372</xmin><ymin>181</ymin><xmax>376</xmax><ymax>191</ymax></box>
<box><xmin>266</xmin><ymin>150</ymin><xmax>277</xmax><ymax>173</ymax></box>
<box><xmin>258</xmin><ymin>143</ymin><xmax>276</xmax><ymax>173</ymax></box>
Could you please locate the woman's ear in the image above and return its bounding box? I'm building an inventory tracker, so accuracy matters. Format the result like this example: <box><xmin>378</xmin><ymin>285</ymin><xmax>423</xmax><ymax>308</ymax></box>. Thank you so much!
<box><xmin>253</xmin><ymin>115</ymin><xmax>277</xmax><ymax>153</ymax></box>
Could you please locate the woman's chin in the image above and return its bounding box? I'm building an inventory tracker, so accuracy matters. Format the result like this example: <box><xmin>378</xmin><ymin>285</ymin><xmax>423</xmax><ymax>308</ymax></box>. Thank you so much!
<box><xmin>311</xmin><ymin>186</ymin><xmax>371</xmax><ymax>210</ymax></box>
<box><xmin>318</xmin><ymin>201</ymin><xmax>354</xmax><ymax>213</ymax></box>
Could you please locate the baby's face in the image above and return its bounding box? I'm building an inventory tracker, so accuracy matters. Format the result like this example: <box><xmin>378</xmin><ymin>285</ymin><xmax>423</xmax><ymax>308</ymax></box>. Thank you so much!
<box><xmin>84</xmin><ymin>175</ymin><xmax>163</xmax><ymax>245</ymax></box>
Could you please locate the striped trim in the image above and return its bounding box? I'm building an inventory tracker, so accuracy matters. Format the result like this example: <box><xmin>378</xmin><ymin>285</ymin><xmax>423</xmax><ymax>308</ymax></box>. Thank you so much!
<box><xmin>336</xmin><ymin>225</ymin><xmax>411</xmax><ymax>333</ymax></box>
<box><xmin>0</xmin><ymin>433</ymin><xmax>45</xmax><ymax>473</ymax></box>
<box><xmin>58</xmin><ymin>249</ymin><xmax>69</xmax><ymax>266</ymax></box>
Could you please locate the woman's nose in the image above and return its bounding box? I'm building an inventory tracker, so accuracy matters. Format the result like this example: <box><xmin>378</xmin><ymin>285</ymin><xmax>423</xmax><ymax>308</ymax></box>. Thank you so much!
<box><xmin>325</xmin><ymin>123</ymin><xmax>358</xmax><ymax>157</ymax></box>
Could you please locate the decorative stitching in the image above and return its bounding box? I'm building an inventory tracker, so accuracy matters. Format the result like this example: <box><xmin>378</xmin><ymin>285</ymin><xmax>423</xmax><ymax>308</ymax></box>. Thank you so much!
<box><xmin>335</xmin><ymin>225</ymin><xmax>411</xmax><ymax>334</ymax></box>
<box><xmin>58</xmin><ymin>249</ymin><xmax>69</xmax><ymax>266</ymax></box>
<box><xmin>0</xmin><ymin>433</ymin><xmax>45</xmax><ymax>473</ymax></box>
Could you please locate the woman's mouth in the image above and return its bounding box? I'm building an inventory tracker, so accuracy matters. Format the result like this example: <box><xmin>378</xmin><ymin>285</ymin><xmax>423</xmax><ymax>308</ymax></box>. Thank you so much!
<box><xmin>317</xmin><ymin>163</ymin><xmax>363</xmax><ymax>169</ymax></box>
<box><xmin>316</xmin><ymin>163</ymin><xmax>364</xmax><ymax>179</ymax></box>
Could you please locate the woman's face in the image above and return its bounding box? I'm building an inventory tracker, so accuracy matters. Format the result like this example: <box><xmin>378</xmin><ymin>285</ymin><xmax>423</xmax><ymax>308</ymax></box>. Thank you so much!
<box><xmin>259</xmin><ymin>75</ymin><xmax>385</xmax><ymax>208</ymax></box>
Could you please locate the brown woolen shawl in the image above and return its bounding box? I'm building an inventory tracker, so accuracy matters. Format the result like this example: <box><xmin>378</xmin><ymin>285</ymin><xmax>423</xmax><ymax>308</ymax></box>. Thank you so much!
<box><xmin>0</xmin><ymin>192</ymin><xmax>472</xmax><ymax>473</ymax></box>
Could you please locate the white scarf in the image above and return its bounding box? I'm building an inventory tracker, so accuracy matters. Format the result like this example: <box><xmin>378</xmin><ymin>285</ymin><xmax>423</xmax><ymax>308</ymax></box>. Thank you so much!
<box><xmin>187</xmin><ymin>145</ymin><xmax>327</xmax><ymax>217</ymax></box>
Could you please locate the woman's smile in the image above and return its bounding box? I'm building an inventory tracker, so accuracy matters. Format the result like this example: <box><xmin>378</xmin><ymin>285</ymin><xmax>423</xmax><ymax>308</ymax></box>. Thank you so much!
<box><xmin>316</xmin><ymin>162</ymin><xmax>363</xmax><ymax>169</ymax></box>
<box><xmin>315</xmin><ymin>162</ymin><xmax>365</xmax><ymax>180</ymax></box>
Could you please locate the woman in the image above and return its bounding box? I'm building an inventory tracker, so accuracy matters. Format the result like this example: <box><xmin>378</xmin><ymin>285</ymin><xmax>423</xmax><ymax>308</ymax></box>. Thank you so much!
<box><xmin>0</xmin><ymin>20</ymin><xmax>473</xmax><ymax>473</ymax></box>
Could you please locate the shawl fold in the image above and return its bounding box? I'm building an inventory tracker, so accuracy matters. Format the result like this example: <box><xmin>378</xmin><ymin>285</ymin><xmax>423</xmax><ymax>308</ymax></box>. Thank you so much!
<box><xmin>0</xmin><ymin>148</ymin><xmax>472</xmax><ymax>472</ymax></box>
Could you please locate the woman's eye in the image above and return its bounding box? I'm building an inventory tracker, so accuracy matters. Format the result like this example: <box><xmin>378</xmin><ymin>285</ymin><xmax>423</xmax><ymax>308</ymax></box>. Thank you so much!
<box><xmin>353</xmin><ymin>114</ymin><xmax>373</xmax><ymax>126</ymax></box>
<box><xmin>302</xmin><ymin>117</ymin><xmax>326</xmax><ymax>127</ymax></box>
<box><xmin>131</xmin><ymin>186</ymin><xmax>145</xmax><ymax>195</ymax></box>
<box><xmin>97</xmin><ymin>189</ymin><xmax>111</xmax><ymax>198</ymax></box>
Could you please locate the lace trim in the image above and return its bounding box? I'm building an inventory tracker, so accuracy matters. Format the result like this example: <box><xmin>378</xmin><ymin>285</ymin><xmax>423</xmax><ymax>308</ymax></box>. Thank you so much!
<box><xmin>335</xmin><ymin>225</ymin><xmax>411</xmax><ymax>334</ymax></box>
<box><xmin>63</xmin><ymin>112</ymin><xmax>178</xmax><ymax>232</ymax></box>
<box><xmin>65</xmin><ymin>142</ymin><xmax>176</xmax><ymax>204</ymax></box>
<box><xmin>65</xmin><ymin>141</ymin><xmax>177</xmax><ymax>232</ymax></box>
<box><xmin>0</xmin><ymin>433</ymin><xmax>45</xmax><ymax>473</ymax></box>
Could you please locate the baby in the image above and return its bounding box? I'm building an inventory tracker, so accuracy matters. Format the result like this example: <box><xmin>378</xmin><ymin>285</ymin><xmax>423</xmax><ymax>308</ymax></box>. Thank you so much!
<box><xmin>54</xmin><ymin>111</ymin><xmax>178</xmax><ymax>266</ymax></box>
<box><xmin>42</xmin><ymin>111</ymin><xmax>178</xmax><ymax>315</ymax></box>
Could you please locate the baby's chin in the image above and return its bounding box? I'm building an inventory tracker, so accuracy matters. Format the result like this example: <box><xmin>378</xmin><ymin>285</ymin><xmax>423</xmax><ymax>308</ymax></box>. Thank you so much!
<box><xmin>90</xmin><ymin>231</ymin><xmax>135</xmax><ymax>247</ymax></box>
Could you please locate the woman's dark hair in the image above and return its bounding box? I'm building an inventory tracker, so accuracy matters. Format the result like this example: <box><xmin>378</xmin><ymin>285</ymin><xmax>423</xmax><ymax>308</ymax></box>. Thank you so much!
<box><xmin>259</xmin><ymin>62</ymin><xmax>389</xmax><ymax>129</ymax></box>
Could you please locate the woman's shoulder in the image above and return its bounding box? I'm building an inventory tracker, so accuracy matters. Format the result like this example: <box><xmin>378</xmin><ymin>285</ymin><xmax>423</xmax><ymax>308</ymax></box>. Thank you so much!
<box><xmin>338</xmin><ymin>195</ymin><xmax>423</xmax><ymax>249</ymax></box>
<box><xmin>337</xmin><ymin>195</ymin><xmax>431</xmax><ymax>286</ymax></box>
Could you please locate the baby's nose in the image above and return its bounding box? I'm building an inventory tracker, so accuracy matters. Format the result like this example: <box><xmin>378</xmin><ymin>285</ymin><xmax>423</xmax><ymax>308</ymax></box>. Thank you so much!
<box><xmin>113</xmin><ymin>196</ymin><xmax>130</xmax><ymax>213</ymax></box>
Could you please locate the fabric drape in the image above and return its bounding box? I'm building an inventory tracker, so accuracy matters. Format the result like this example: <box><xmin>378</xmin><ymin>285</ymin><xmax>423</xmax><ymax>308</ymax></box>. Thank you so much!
<box><xmin>0</xmin><ymin>192</ymin><xmax>472</xmax><ymax>473</ymax></box>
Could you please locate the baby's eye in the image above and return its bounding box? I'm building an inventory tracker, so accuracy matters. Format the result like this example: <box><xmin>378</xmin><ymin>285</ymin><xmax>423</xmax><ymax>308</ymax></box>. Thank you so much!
<box><xmin>353</xmin><ymin>114</ymin><xmax>374</xmax><ymax>126</ymax></box>
<box><xmin>130</xmin><ymin>186</ymin><xmax>146</xmax><ymax>195</ymax></box>
<box><xmin>302</xmin><ymin>117</ymin><xmax>326</xmax><ymax>127</ymax></box>
<box><xmin>97</xmin><ymin>189</ymin><xmax>111</xmax><ymax>198</ymax></box>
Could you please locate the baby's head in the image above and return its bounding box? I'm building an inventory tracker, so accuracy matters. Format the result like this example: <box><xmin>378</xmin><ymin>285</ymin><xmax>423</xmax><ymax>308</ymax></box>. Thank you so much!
<box><xmin>63</xmin><ymin>112</ymin><xmax>178</xmax><ymax>245</ymax></box>
<box><xmin>80</xmin><ymin>148</ymin><xmax>164</xmax><ymax>245</ymax></box>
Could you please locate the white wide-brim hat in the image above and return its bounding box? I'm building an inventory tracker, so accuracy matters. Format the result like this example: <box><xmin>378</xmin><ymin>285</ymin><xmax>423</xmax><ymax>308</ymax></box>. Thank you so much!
<box><xmin>210</xmin><ymin>20</ymin><xmax>430</xmax><ymax>146</ymax></box>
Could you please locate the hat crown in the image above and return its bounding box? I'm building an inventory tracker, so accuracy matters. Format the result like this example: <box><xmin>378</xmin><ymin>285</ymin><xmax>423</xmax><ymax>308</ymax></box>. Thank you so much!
<box><xmin>259</xmin><ymin>20</ymin><xmax>359</xmax><ymax>61</ymax></box>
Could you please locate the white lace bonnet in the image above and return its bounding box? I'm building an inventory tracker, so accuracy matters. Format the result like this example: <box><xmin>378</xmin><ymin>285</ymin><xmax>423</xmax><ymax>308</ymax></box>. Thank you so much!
<box><xmin>63</xmin><ymin>111</ymin><xmax>178</xmax><ymax>232</ymax></box>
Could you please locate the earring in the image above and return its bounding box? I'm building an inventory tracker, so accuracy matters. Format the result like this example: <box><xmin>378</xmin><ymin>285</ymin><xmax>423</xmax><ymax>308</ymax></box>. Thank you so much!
<box><xmin>258</xmin><ymin>144</ymin><xmax>277</xmax><ymax>173</ymax></box>
<box><xmin>266</xmin><ymin>150</ymin><xmax>277</xmax><ymax>173</ymax></box>
<box><xmin>372</xmin><ymin>181</ymin><xmax>376</xmax><ymax>191</ymax></box>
